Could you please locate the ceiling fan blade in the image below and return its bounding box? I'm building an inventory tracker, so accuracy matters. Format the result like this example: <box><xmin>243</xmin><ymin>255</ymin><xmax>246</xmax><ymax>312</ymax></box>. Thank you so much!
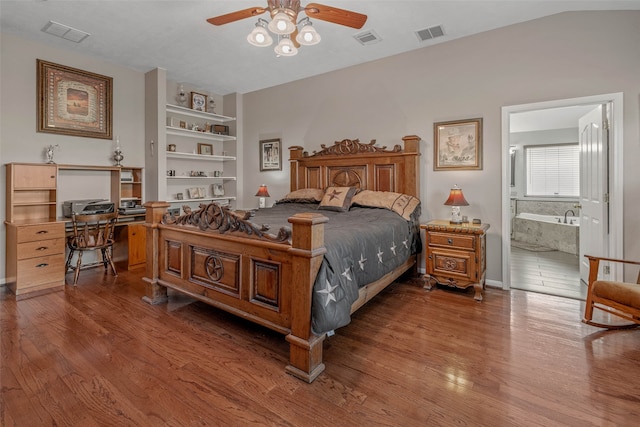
<box><xmin>304</xmin><ymin>3</ymin><xmax>367</xmax><ymax>29</ymax></box>
<box><xmin>291</xmin><ymin>28</ymin><xmax>300</xmax><ymax>48</ymax></box>
<box><xmin>206</xmin><ymin>7</ymin><xmax>266</xmax><ymax>26</ymax></box>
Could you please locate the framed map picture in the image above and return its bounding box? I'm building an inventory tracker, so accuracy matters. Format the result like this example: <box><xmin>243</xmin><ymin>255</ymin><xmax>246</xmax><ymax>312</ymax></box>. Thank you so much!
<box><xmin>37</xmin><ymin>59</ymin><xmax>113</xmax><ymax>139</ymax></box>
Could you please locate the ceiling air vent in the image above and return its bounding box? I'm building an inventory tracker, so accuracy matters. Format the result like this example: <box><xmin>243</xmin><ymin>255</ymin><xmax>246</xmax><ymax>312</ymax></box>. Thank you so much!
<box><xmin>42</xmin><ymin>21</ymin><xmax>90</xmax><ymax>43</ymax></box>
<box><xmin>415</xmin><ymin>25</ymin><xmax>444</xmax><ymax>42</ymax></box>
<box><xmin>353</xmin><ymin>29</ymin><xmax>381</xmax><ymax>46</ymax></box>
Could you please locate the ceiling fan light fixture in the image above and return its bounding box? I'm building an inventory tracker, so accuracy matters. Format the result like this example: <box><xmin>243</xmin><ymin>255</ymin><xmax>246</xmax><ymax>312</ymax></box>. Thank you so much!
<box><xmin>268</xmin><ymin>10</ymin><xmax>296</xmax><ymax>35</ymax></box>
<box><xmin>247</xmin><ymin>19</ymin><xmax>273</xmax><ymax>46</ymax></box>
<box><xmin>274</xmin><ymin>36</ymin><xmax>298</xmax><ymax>56</ymax></box>
<box><xmin>296</xmin><ymin>18</ymin><xmax>321</xmax><ymax>46</ymax></box>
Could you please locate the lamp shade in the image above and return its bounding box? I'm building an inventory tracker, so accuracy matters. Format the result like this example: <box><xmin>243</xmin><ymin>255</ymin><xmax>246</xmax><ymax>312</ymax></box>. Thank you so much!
<box><xmin>247</xmin><ymin>23</ymin><xmax>273</xmax><ymax>47</ymax></box>
<box><xmin>443</xmin><ymin>185</ymin><xmax>469</xmax><ymax>206</ymax></box>
<box><xmin>255</xmin><ymin>184</ymin><xmax>270</xmax><ymax>198</ymax></box>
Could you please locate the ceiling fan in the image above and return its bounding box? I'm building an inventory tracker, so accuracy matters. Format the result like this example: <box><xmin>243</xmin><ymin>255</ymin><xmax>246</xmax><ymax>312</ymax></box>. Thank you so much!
<box><xmin>207</xmin><ymin>0</ymin><xmax>368</xmax><ymax>56</ymax></box>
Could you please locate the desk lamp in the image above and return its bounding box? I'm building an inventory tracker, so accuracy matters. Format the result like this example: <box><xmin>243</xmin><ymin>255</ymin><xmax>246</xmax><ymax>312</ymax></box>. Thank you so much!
<box><xmin>255</xmin><ymin>184</ymin><xmax>270</xmax><ymax>208</ymax></box>
<box><xmin>444</xmin><ymin>184</ymin><xmax>469</xmax><ymax>224</ymax></box>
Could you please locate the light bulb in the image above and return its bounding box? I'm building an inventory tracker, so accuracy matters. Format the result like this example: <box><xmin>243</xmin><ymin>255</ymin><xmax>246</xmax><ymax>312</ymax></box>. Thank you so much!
<box><xmin>256</xmin><ymin>33</ymin><xmax>265</xmax><ymax>43</ymax></box>
<box><xmin>304</xmin><ymin>33</ymin><xmax>313</xmax><ymax>42</ymax></box>
<box><xmin>277</xmin><ymin>20</ymin><xmax>287</xmax><ymax>31</ymax></box>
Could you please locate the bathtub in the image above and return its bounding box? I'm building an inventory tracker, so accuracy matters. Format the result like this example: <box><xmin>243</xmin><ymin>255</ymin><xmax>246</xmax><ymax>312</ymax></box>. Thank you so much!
<box><xmin>513</xmin><ymin>213</ymin><xmax>580</xmax><ymax>254</ymax></box>
<box><xmin>517</xmin><ymin>212</ymin><xmax>580</xmax><ymax>226</ymax></box>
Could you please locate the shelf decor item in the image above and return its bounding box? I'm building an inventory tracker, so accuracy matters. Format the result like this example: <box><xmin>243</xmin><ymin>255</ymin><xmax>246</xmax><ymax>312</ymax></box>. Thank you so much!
<box><xmin>113</xmin><ymin>137</ymin><xmax>124</xmax><ymax>167</ymax></box>
<box><xmin>37</xmin><ymin>59</ymin><xmax>113</xmax><ymax>139</ymax></box>
<box><xmin>434</xmin><ymin>118</ymin><xmax>482</xmax><ymax>170</ymax></box>
<box><xmin>259</xmin><ymin>138</ymin><xmax>282</xmax><ymax>171</ymax></box>
<box><xmin>197</xmin><ymin>143</ymin><xmax>213</xmax><ymax>155</ymax></box>
<box><xmin>190</xmin><ymin>91</ymin><xmax>208</xmax><ymax>112</ymax></box>
<box><xmin>45</xmin><ymin>144</ymin><xmax>60</xmax><ymax>164</ymax></box>
<box><xmin>212</xmin><ymin>183</ymin><xmax>224</xmax><ymax>196</ymax></box>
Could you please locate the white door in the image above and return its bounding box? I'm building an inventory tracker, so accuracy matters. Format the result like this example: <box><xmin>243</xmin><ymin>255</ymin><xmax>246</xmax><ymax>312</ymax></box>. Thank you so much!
<box><xmin>578</xmin><ymin>104</ymin><xmax>609</xmax><ymax>283</ymax></box>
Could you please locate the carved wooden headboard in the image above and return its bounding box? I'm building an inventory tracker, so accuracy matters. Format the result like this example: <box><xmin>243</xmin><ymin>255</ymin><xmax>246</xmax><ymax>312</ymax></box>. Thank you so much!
<box><xmin>289</xmin><ymin>135</ymin><xmax>421</xmax><ymax>197</ymax></box>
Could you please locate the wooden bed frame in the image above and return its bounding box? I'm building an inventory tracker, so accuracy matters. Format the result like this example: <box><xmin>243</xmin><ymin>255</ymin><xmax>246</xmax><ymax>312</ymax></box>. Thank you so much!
<box><xmin>142</xmin><ymin>135</ymin><xmax>421</xmax><ymax>382</ymax></box>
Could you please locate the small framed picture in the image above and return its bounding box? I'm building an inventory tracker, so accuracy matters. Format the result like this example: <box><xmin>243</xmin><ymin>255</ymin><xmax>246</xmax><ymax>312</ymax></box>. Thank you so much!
<box><xmin>259</xmin><ymin>138</ymin><xmax>282</xmax><ymax>171</ymax></box>
<box><xmin>179</xmin><ymin>120</ymin><xmax>187</xmax><ymax>129</ymax></box>
<box><xmin>212</xmin><ymin>183</ymin><xmax>224</xmax><ymax>196</ymax></box>
<box><xmin>188</xmin><ymin>187</ymin><xmax>205</xmax><ymax>199</ymax></box>
<box><xmin>434</xmin><ymin>118</ymin><xmax>483</xmax><ymax>170</ymax></box>
<box><xmin>190</xmin><ymin>91</ymin><xmax>207</xmax><ymax>112</ymax></box>
<box><xmin>197</xmin><ymin>143</ymin><xmax>213</xmax><ymax>155</ymax></box>
<box><xmin>176</xmin><ymin>192</ymin><xmax>184</xmax><ymax>200</ymax></box>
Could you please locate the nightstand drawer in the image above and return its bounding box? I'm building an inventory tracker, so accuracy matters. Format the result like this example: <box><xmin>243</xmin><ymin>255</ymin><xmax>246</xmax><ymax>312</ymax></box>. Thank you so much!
<box><xmin>429</xmin><ymin>232</ymin><xmax>475</xmax><ymax>251</ymax></box>
<box><xmin>430</xmin><ymin>249</ymin><xmax>474</xmax><ymax>281</ymax></box>
<box><xmin>16</xmin><ymin>223</ymin><xmax>65</xmax><ymax>243</ymax></box>
<box><xmin>17</xmin><ymin>238</ymin><xmax>65</xmax><ymax>260</ymax></box>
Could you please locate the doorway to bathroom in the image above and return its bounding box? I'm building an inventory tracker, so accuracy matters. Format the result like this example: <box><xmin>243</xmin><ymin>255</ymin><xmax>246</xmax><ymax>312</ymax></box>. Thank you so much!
<box><xmin>501</xmin><ymin>93</ymin><xmax>624</xmax><ymax>300</ymax></box>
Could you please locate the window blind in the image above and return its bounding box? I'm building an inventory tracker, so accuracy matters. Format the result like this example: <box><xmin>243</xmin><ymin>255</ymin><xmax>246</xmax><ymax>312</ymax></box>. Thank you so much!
<box><xmin>525</xmin><ymin>144</ymin><xmax>579</xmax><ymax>197</ymax></box>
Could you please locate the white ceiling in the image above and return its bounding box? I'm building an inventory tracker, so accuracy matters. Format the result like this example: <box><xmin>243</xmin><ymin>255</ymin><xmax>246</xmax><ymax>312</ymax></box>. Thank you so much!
<box><xmin>2</xmin><ymin>1</ymin><xmax>639</xmax><ymax>95</ymax></box>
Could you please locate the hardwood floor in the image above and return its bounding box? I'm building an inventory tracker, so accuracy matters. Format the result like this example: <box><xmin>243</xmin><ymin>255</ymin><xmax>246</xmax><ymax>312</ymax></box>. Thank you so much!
<box><xmin>2</xmin><ymin>265</ymin><xmax>639</xmax><ymax>426</ymax></box>
<box><xmin>510</xmin><ymin>245</ymin><xmax>587</xmax><ymax>300</ymax></box>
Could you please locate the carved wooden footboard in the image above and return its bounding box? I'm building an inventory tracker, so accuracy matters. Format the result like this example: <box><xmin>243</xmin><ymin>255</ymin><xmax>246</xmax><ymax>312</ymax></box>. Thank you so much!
<box><xmin>142</xmin><ymin>135</ymin><xmax>421</xmax><ymax>382</ymax></box>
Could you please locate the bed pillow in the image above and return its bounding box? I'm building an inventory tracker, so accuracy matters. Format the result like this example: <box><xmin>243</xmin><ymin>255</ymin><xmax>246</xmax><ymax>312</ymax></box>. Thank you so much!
<box><xmin>351</xmin><ymin>190</ymin><xmax>420</xmax><ymax>220</ymax></box>
<box><xmin>277</xmin><ymin>188</ymin><xmax>325</xmax><ymax>204</ymax></box>
<box><xmin>318</xmin><ymin>186</ymin><xmax>357</xmax><ymax>212</ymax></box>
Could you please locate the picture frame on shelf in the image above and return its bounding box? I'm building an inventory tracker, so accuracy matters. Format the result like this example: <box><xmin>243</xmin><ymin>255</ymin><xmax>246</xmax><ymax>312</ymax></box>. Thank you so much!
<box><xmin>179</xmin><ymin>120</ymin><xmax>187</xmax><ymax>129</ymax></box>
<box><xmin>37</xmin><ymin>59</ymin><xmax>113</xmax><ymax>139</ymax></box>
<box><xmin>176</xmin><ymin>192</ymin><xmax>184</xmax><ymax>200</ymax></box>
<box><xmin>212</xmin><ymin>183</ymin><xmax>224</xmax><ymax>196</ymax></box>
<box><xmin>197</xmin><ymin>143</ymin><xmax>213</xmax><ymax>155</ymax></box>
<box><xmin>190</xmin><ymin>91</ymin><xmax>207</xmax><ymax>112</ymax></box>
<box><xmin>433</xmin><ymin>118</ymin><xmax>483</xmax><ymax>170</ymax></box>
<box><xmin>259</xmin><ymin>138</ymin><xmax>282</xmax><ymax>171</ymax></box>
<box><xmin>188</xmin><ymin>187</ymin><xmax>206</xmax><ymax>199</ymax></box>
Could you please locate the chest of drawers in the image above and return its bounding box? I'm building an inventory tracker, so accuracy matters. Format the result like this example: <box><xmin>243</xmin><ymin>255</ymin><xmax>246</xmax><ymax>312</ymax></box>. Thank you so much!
<box><xmin>6</xmin><ymin>221</ymin><xmax>66</xmax><ymax>299</ymax></box>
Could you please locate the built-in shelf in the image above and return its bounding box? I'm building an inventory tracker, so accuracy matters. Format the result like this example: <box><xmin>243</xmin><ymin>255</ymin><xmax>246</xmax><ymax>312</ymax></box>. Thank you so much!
<box><xmin>166</xmin><ymin>152</ymin><xmax>236</xmax><ymax>161</ymax></box>
<box><xmin>167</xmin><ymin>176</ymin><xmax>237</xmax><ymax>180</ymax></box>
<box><xmin>166</xmin><ymin>104</ymin><xmax>235</xmax><ymax>122</ymax></box>
<box><xmin>166</xmin><ymin>126</ymin><xmax>236</xmax><ymax>142</ymax></box>
<box><xmin>168</xmin><ymin>196</ymin><xmax>236</xmax><ymax>204</ymax></box>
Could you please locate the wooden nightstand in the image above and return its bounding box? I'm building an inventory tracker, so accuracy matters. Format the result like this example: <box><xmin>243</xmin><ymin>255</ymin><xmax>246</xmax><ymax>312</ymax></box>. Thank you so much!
<box><xmin>421</xmin><ymin>220</ymin><xmax>489</xmax><ymax>301</ymax></box>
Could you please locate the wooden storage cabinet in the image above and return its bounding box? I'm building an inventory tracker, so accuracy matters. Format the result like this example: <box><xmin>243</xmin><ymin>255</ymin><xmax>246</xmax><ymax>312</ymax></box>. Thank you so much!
<box><xmin>6</xmin><ymin>163</ymin><xmax>57</xmax><ymax>222</ymax></box>
<box><xmin>421</xmin><ymin>220</ymin><xmax>489</xmax><ymax>301</ymax></box>
<box><xmin>6</xmin><ymin>222</ymin><xmax>66</xmax><ymax>299</ymax></box>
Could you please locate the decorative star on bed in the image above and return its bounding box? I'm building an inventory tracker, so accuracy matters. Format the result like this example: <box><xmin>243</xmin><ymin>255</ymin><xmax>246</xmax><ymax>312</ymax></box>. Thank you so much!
<box><xmin>327</xmin><ymin>188</ymin><xmax>342</xmax><ymax>201</ymax></box>
<box><xmin>390</xmin><ymin>241</ymin><xmax>397</xmax><ymax>256</ymax></box>
<box><xmin>341</xmin><ymin>267</ymin><xmax>352</xmax><ymax>281</ymax></box>
<box><xmin>377</xmin><ymin>248</ymin><xmax>384</xmax><ymax>263</ymax></box>
<box><xmin>318</xmin><ymin>280</ymin><xmax>338</xmax><ymax>306</ymax></box>
<box><xmin>358</xmin><ymin>254</ymin><xmax>367</xmax><ymax>270</ymax></box>
<box><xmin>402</xmin><ymin>238</ymin><xmax>409</xmax><ymax>249</ymax></box>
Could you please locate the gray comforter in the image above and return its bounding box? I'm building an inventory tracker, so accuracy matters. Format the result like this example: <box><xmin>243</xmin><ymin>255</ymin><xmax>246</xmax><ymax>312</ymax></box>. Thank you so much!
<box><xmin>250</xmin><ymin>202</ymin><xmax>421</xmax><ymax>334</ymax></box>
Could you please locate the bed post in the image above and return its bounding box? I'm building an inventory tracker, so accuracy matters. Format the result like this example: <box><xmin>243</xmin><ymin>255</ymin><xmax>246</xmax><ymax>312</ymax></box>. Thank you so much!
<box><xmin>289</xmin><ymin>145</ymin><xmax>304</xmax><ymax>191</ymax></box>
<box><xmin>142</xmin><ymin>201</ymin><xmax>170</xmax><ymax>305</ymax></box>
<box><xmin>285</xmin><ymin>212</ymin><xmax>329</xmax><ymax>382</ymax></box>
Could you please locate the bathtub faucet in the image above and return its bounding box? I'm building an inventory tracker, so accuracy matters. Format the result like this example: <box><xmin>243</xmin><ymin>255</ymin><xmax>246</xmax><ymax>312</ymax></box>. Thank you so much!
<box><xmin>564</xmin><ymin>209</ymin><xmax>576</xmax><ymax>224</ymax></box>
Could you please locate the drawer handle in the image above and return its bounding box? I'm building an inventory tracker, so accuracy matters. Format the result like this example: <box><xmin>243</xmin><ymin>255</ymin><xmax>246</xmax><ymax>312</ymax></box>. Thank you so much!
<box><xmin>36</xmin><ymin>263</ymin><xmax>49</xmax><ymax>268</ymax></box>
<box><xmin>36</xmin><ymin>230</ymin><xmax>49</xmax><ymax>234</ymax></box>
<box><xmin>36</xmin><ymin>246</ymin><xmax>48</xmax><ymax>251</ymax></box>
<box><xmin>447</xmin><ymin>238</ymin><xmax>453</xmax><ymax>245</ymax></box>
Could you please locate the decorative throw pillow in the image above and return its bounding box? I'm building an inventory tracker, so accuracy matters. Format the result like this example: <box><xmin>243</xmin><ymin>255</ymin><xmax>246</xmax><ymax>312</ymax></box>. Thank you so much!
<box><xmin>277</xmin><ymin>188</ymin><xmax>325</xmax><ymax>204</ymax></box>
<box><xmin>318</xmin><ymin>186</ymin><xmax>357</xmax><ymax>212</ymax></box>
<box><xmin>351</xmin><ymin>190</ymin><xmax>421</xmax><ymax>220</ymax></box>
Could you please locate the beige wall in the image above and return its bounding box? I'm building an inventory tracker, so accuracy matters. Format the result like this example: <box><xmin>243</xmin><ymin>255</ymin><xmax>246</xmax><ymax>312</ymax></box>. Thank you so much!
<box><xmin>241</xmin><ymin>11</ymin><xmax>640</xmax><ymax>283</ymax></box>
<box><xmin>0</xmin><ymin>33</ymin><xmax>146</xmax><ymax>283</ymax></box>
<box><xmin>2</xmin><ymin>11</ymin><xmax>639</xmax><ymax>286</ymax></box>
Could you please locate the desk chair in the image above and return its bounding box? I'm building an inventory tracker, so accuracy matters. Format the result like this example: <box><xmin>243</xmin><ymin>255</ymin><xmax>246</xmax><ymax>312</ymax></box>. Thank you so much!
<box><xmin>65</xmin><ymin>212</ymin><xmax>118</xmax><ymax>285</ymax></box>
<box><xmin>583</xmin><ymin>255</ymin><xmax>640</xmax><ymax>329</ymax></box>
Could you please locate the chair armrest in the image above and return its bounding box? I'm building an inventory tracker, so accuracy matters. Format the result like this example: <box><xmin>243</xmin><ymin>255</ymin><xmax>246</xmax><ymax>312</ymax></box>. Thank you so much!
<box><xmin>585</xmin><ymin>255</ymin><xmax>640</xmax><ymax>266</ymax></box>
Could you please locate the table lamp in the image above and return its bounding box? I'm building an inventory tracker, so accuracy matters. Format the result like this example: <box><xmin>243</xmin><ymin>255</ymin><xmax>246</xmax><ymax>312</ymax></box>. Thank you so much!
<box><xmin>444</xmin><ymin>184</ymin><xmax>469</xmax><ymax>224</ymax></box>
<box><xmin>255</xmin><ymin>184</ymin><xmax>270</xmax><ymax>208</ymax></box>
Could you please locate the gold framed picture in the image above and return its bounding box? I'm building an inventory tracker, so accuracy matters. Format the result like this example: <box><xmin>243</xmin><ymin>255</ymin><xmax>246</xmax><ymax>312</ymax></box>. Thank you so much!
<box><xmin>434</xmin><ymin>118</ymin><xmax>483</xmax><ymax>170</ymax></box>
<box><xmin>190</xmin><ymin>91</ymin><xmax>207</xmax><ymax>112</ymax></box>
<box><xmin>37</xmin><ymin>59</ymin><xmax>113</xmax><ymax>139</ymax></box>
<box><xmin>197</xmin><ymin>143</ymin><xmax>213</xmax><ymax>155</ymax></box>
<box><xmin>259</xmin><ymin>138</ymin><xmax>282</xmax><ymax>171</ymax></box>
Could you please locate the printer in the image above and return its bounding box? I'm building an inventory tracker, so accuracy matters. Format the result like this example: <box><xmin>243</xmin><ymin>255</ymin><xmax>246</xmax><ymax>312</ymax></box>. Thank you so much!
<box><xmin>62</xmin><ymin>199</ymin><xmax>115</xmax><ymax>217</ymax></box>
